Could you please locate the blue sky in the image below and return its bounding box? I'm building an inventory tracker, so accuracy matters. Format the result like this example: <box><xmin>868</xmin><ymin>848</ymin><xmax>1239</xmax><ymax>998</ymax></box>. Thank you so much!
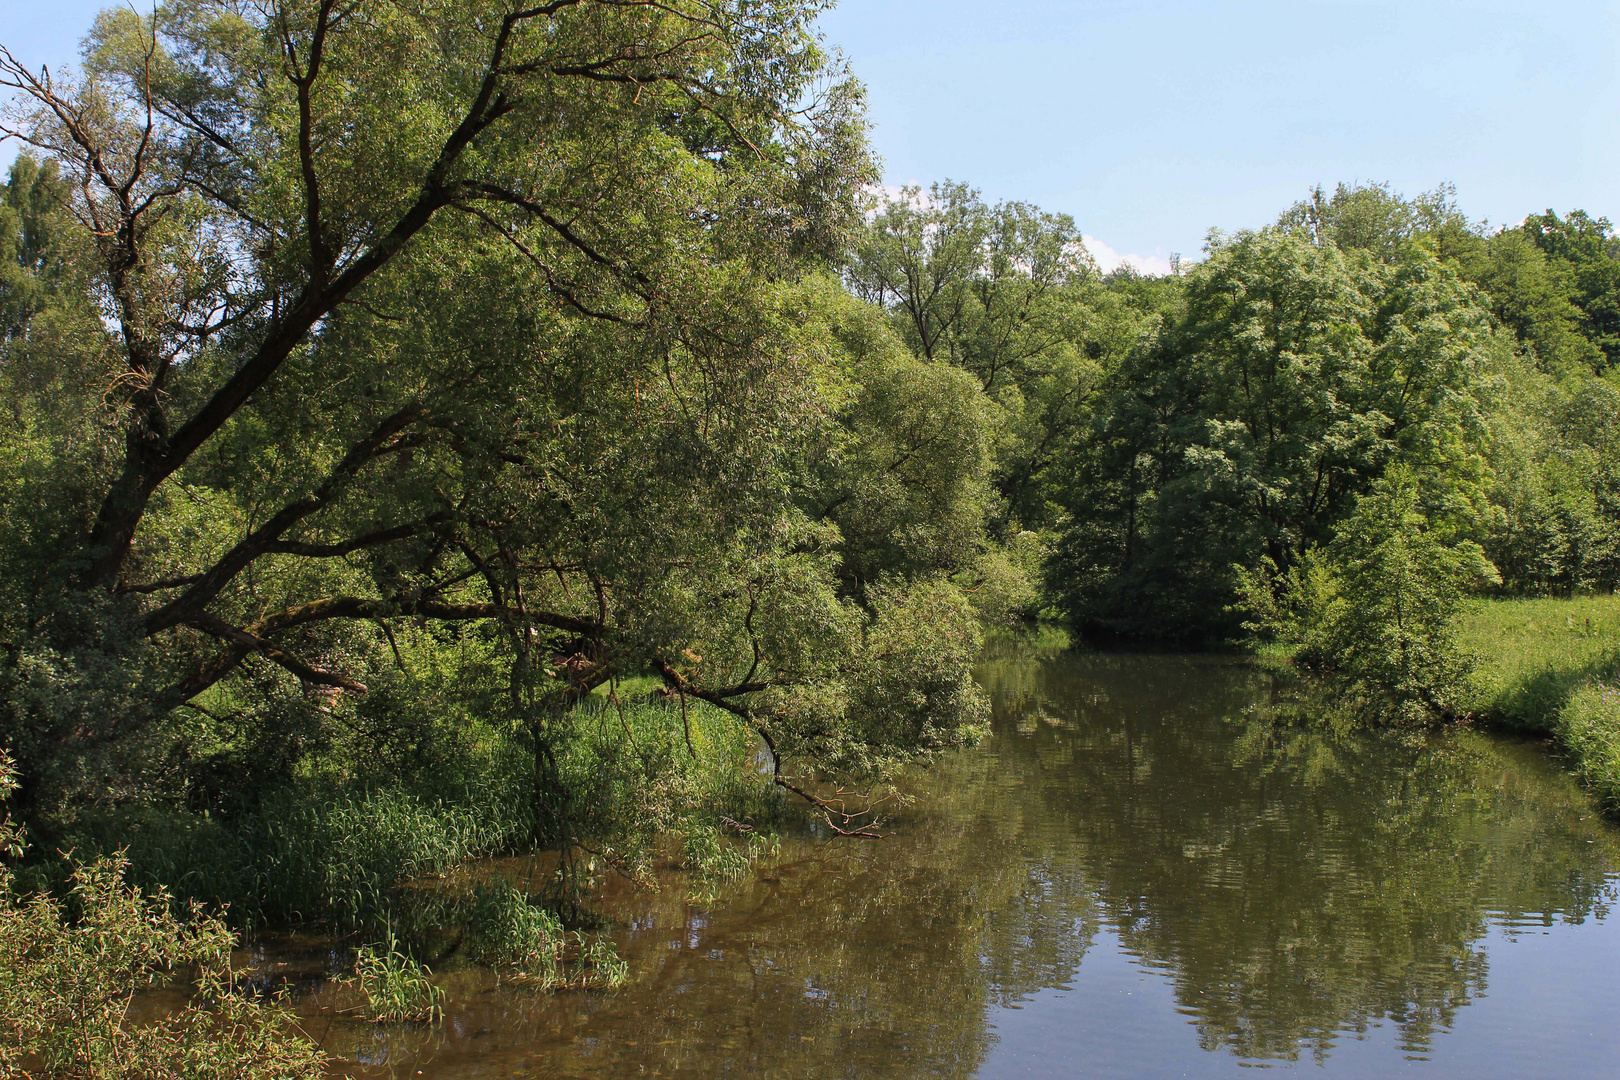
<box><xmin>5</xmin><ymin>1</ymin><xmax>1617</xmax><ymax>271</ymax></box>
<box><xmin>823</xmin><ymin>0</ymin><xmax>1620</xmax><ymax>271</ymax></box>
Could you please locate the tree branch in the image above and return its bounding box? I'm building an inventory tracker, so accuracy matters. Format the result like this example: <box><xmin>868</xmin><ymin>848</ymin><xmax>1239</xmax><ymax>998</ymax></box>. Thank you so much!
<box><xmin>146</xmin><ymin>406</ymin><xmax>428</xmax><ymax>632</ymax></box>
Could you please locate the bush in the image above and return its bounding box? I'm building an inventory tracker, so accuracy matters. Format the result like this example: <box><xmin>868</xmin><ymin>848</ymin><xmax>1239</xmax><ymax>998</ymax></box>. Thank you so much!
<box><xmin>1245</xmin><ymin>469</ymin><xmax>1499</xmax><ymax>725</ymax></box>
<box><xmin>1556</xmin><ymin>678</ymin><xmax>1620</xmax><ymax>810</ymax></box>
<box><xmin>0</xmin><ymin>755</ymin><xmax>325</xmax><ymax>1079</ymax></box>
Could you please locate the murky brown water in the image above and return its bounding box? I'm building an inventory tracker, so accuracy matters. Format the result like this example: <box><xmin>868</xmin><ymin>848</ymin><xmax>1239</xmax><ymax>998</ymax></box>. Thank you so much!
<box><xmin>263</xmin><ymin>638</ymin><xmax>1620</xmax><ymax>1077</ymax></box>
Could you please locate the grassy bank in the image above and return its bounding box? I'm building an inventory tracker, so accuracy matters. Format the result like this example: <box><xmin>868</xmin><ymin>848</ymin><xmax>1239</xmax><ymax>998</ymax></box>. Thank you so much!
<box><xmin>1457</xmin><ymin>596</ymin><xmax>1620</xmax><ymax>810</ymax></box>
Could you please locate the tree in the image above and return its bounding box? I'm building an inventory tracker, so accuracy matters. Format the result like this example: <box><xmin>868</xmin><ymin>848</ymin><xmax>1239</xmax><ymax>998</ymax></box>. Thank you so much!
<box><xmin>1277</xmin><ymin>181</ymin><xmax>1464</xmax><ymax>265</ymax></box>
<box><xmin>1521</xmin><ymin>210</ymin><xmax>1620</xmax><ymax>371</ymax></box>
<box><xmin>848</xmin><ymin>181</ymin><xmax>1101</xmax><ymax>532</ymax></box>
<box><xmin>0</xmin><ymin>2</ymin><xmax>990</xmax><ymax>830</ymax></box>
<box><xmin>1436</xmin><ymin>226</ymin><xmax>1602</xmax><ymax>374</ymax></box>
<box><xmin>1049</xmin><ymin>226</ymin><xmax>1503</xmax><ymax>640</ymax></box>
<box><xmin>1290</xmin><ymin>469</ymin><xmax>1499</xmax><ymax>724</ymax></box>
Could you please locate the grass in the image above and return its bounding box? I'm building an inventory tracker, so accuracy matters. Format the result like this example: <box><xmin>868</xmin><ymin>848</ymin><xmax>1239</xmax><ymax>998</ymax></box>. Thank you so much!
<box><xmin>354</xmin><ymin>927</ymin><xmax>445</xmax><ymax>1023</ymax></box>
<box><xmin>41</xmin><ymin>747</ymin><xmax>538</xmax><ymax>942</ymax></box>
<box><xmin>1456</xmin><ymin>595</ymin><xmax>1620</xmax><ymax>731</ymax></box>
<box><xmin>1457</xmin><ymin>595</ymin><xmax>1620</xmax><ymax>811</ymax></box>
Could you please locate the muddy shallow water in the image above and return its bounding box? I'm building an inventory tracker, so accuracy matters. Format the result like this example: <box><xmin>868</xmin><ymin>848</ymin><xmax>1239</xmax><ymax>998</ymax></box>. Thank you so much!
<box><xmin>256</xmin><ymin>640</ymin><xmax>1620</xmax><ymax>1078</ymax></box>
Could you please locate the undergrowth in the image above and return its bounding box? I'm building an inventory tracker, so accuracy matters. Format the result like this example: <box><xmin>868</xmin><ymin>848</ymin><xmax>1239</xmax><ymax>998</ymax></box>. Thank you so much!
<box><xmin>0</xmin><ymin>753</ymin><xmax>326</xmax><ymax>1079</ymax></box>
<box><xmin>17</xmin><ymin>698</ymin><xmax>785</xmax><ymax>967</ymax></box>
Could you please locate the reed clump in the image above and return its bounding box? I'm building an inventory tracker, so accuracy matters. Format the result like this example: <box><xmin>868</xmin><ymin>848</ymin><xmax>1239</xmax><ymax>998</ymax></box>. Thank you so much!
<box><xmin>353</xmin><ymin>927</ymin><xmax>445</xmax><ymax>1023</ymax></box>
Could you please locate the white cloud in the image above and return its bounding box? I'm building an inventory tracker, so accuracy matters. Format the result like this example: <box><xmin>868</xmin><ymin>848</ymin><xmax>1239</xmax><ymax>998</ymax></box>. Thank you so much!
<box><xmin>1083</xmin><ymin>234</ymin><xmax>1176</xmax><ymax>277</ymax></box>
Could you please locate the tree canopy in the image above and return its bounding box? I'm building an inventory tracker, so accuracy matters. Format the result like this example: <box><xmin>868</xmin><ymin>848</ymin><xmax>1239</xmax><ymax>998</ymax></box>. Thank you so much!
<box><xmin>0</xmin><ymin>1</ymin><xmax>990</xmax><ymax>827</ymax></box>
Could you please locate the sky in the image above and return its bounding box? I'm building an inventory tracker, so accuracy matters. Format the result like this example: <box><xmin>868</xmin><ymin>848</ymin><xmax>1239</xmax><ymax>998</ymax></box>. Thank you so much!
<box><xmin>821</xmin><ymin>0</ymin><xmax>1620</xmax><ymax>273</ymax></box>
<box><xmin>3</xmin><ymin>1</ymin><xmax>1617</xmax><ymax>273</ymax></box>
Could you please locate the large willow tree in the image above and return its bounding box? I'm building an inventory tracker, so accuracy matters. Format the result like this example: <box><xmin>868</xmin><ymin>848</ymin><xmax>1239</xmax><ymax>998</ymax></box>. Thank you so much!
<box><xmin>0</xmin><ymin>1</ymin><xmax>991</xmax><ymax>825</ymax></box>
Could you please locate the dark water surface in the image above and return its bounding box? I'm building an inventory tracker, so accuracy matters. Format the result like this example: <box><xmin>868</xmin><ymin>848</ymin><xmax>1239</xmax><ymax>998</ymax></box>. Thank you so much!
<box><xmin>291</xmin><ymin>640</ymin><xmax>1620</xmax><ymax>1078</ymax></box>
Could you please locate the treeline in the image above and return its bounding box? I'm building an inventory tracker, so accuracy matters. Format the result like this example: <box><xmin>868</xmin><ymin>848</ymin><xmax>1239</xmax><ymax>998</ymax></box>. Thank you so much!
<box><xmin>855</xmin><ymin>181</ymin><xmax>1618</xmax><ymax>629</ymax></box>
<box><xmin>848</xmin><ymin>180</ymin><xmax>1617</xmax><ymax>718</ymax></box>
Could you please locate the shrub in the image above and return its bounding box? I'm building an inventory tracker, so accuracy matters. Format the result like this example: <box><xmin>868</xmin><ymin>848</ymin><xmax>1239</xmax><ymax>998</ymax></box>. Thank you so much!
<box><xmin>0</xmin><ymin>752</ymin><xmax>325</xmax><ymax>1079</ymax></box>
<box><xmin>1244</xmin><ymin>469</ymin><xmax>1499</xmax><ymax>725</ymax></box>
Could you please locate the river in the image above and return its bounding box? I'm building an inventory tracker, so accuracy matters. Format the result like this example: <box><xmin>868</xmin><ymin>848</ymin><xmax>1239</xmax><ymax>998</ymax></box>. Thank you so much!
<box><xmin>272</xmin><ymin>636</ymin><xmax>1620</xmax><ymax>1078</ymax></box>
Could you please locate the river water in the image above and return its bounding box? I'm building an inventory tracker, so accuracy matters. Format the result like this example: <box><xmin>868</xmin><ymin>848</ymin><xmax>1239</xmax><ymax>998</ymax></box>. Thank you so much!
<box><xmin>286</xmin><ymin>638</ymin><xmax>1620</xmax><ymax>1078</ymax></box>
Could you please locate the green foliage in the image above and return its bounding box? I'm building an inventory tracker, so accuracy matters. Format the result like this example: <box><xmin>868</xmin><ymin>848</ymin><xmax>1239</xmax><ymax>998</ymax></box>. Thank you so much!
<box><xmin>354</xmin><ymin>927</ymin><xmax>444</xmax><ymax>1024</ymax></box>
<box><xmin>0</xmin><ymin>2</ymin><xmax>1001</xmax><ymax>902</ymax></box>
<box><xmin>1443</xmin><ymin>227</ymin><xmax>1603</xmax><ymax>373</ymax></box>
<box><xmin>1278</xmin><ymin>181</ymin><xmax>1467</xmax><ymax>264</ymax></box>
<box><xmin>0</xmin><ymin>155</ymin><xmax>75</xmax><ymax>337</ymax></box>
<box><xmin>578</xmin><ymin>931</ymin><xmax>630</xmax><ymax>990</ymax></box>
<box><xmin>29</xmin><ymin>695</ymin><xmax>785</xmax><ymax>978</ymax></box>
<box><xmin>1050</xmin><ymin>225</ymin><xmax>1502</xmax><ymax>641</ymax></box>
<box><xmin>1521</xmin><ymin>209</ymin><xmax>1620</xmax><ymax>371</ymax></box>
<box><xmin>1039</xmin><ymin>181</ymin><xmax>1618</xmax><ymax>651</ymax></box>
<box><xmin>464</xmin><ymin>877</ymin><xmax>626</xmax><ymax>988</ymax></box>
<box><xmin>0</xmin><ymin>751</ymin><xmax>324</xmax><ymax>1078</ymax></box>
<box><xmin>1557</xmin><ymin>678</ymin><xmax>1620</xmax><ymax>812</ymax></box>
<box><xmin>50</xmin><ymin>754</ymin><xmax>536</xmax><ymax>939</ymax></box>
<box><xmin>849</xmin><ymin>181</ymin><xmax>1102</xmax><ymax>533</ymax></box>
<box><xmin>681</xmin><ymin>819</ymin><xmax>777</xmax><ymax>890</ymax></box>
<box><xmin>1479</xmin><ymin>366</ymin><xmax>1620</xmax><ymax>594</ymax></box>
<box><xmin>1247</xmin><ymin>470</ymin><xmax>1499</xmax><ymax>725</ymax></box>
<box><xmin>801</xmin><ymin>277</ymin><xmax>1003</xmax><ymax>585</ymax></box>
<box><xmin>845</xmin><ymin>579</ymin><xmax>990</xmax><ymax>765</ymax></box>
<box><xmin>554</xmin><ymin>697</ymin><xmax>786</xmax><ymax>885</ymax></box>
<box><xmin>1308</xmin><ymin>471</ymin><xmax>1497</xmax><ymax>723</ymax></box>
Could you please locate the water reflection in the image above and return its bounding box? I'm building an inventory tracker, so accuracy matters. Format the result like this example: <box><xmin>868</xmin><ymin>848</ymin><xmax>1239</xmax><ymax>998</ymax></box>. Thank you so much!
<box><xmin>314</xmin><ymin>639</ymin><xmax>1619</xmax><ymax>1078</ymax></box>
<box><xmin>980</xmin><ymin>647</ymin><xmax>1616</xmax><ymax>1063</ymax></box>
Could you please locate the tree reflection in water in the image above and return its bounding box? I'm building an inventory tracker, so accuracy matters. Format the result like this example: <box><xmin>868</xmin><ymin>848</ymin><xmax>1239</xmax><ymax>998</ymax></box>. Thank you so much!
<box><xmin>316</xmin><ymin>636</ymin><xmax>1618</xmax><ymax>1078</ymax></box>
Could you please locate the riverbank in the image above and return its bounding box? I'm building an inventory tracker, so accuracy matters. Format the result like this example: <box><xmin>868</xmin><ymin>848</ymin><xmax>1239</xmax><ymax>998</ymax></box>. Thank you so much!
<box><xmin>1458</xmin><ymin>596</ymin><xmax>1620</xmax><ymax>810</ymax></box>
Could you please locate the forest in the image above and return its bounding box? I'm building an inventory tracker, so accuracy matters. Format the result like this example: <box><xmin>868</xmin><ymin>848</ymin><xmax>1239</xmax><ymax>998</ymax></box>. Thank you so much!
<box><xmin>1</xmin><ymin>1</ymin><xmax>1617</xmax><ymax>1075</ymax></box>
